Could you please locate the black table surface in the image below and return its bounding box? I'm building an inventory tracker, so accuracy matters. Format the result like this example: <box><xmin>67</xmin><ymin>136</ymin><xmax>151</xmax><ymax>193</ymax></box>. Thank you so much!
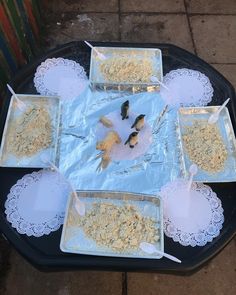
<box><xmin>0</xmin><ymin>42</ymin><xmax>236</xmax><ymax>273</ymax></box>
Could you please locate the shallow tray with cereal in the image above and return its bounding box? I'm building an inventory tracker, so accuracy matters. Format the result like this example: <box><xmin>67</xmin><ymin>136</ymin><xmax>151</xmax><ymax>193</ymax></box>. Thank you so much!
<box><xmin>177</xmin><ymin>106</ymin><xmax>236</xmax><ymax>182</ymax></box>
<box><xmin>0</xmin><ymin>94</ymin><xmax>61</xmax><ymax>168</ymax></box>
<box><xmin>60</xmin><ymin>190</ymin><xmax>164</xmax><ymax>259</ymax></box>
<box><xmin>89</xmin><ymin>47</ymin><xmax>163</xmax><ymax>92</ymax></box>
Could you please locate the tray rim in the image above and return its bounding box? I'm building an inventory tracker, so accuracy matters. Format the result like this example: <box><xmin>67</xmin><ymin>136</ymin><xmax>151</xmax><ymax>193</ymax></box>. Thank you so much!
<box><xmin>177</xmin><ymin>105</ymin><xmax>236</xmax><ymax>182</ymax></box>
<box><xmin>89</xmin><ymin>46</ymin><xmax>163</xmax><ymax>86</ymax></box>
<box><xmin>60</xmin><ymin>190</ymin><xmax>164</xmax><ymax>259</ymax></box>
<box><xmin>0</xmin><ymin>94</ymin><xmax>62</xmax><ymax>168</ymax></box>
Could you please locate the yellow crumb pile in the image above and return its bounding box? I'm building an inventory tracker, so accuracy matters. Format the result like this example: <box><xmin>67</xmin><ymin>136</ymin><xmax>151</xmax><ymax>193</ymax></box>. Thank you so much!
<box><xmin>183</xmin><ymin>121</ymin><xmax>227</xmax><ymax>173</ymax></box>
<box><xmin>7</xmin><ymin>106</ymin><xmax>52</xmax><ymax>157</ymax></box>
<box><xmin>69</xmin><ymin>202</ymin><xmax>159</xmax><ymax>252</ymax></box>
<box><xmin>100</xmin><ymin>57</ymin><xmax>153</xmax><ymax>83</ymax></box>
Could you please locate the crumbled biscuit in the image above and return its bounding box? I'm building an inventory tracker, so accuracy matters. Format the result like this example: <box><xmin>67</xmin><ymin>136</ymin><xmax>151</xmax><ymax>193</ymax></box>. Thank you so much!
<box><xmin>183</xmin><ymin>120</ymin><xmax>227</xmax><ymax>173</ymax></box>
<box><xmin>7</xmin><ymin>106</ymin><xmax>52</xmax><ymax>157</ymax></box>
<box><xmin>69</xmin><ymin>202</ymin><xmax>159</xmax><ymax>252</ymax></box>
<box><xmin>100</xmin><ymin>57</ymin><xmax>153</xmax><ymax>83</ymax></box>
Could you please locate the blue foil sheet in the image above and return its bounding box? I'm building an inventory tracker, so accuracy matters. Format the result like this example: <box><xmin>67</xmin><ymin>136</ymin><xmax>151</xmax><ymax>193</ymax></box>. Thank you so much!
<box><xmin>59</xmin><ymin>87</ymin><xmax>183</xmax><ymax>195</ymax></box>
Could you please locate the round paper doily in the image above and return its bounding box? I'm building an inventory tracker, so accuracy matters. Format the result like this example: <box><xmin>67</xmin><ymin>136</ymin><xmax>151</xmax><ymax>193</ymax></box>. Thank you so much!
<box><xmin>96</xmin><ymin>111</ymin><xmax>153</xmax><ymax>161</ymax></box>
<box><xmin>5</xmin><ymin>170</ymin><xmax>71</xmax><ymax>237</ymax></box>
<box><xmin>34</xmin><ymin>58</ymin><xmax>88</xmax><ymax>100</ymax></box>
<box><xmin>160</xmin><ymin>179</ymin><xmax>224</xmax><ymax>246</ymax></box>
<box><xmin>161</xmin><ymin>68</ymin><xmax>214</xmax><ymax>107</ymax></box>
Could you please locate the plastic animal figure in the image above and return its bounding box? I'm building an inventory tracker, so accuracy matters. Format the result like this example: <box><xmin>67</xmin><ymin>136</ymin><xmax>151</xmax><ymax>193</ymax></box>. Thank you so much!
<box><xmin>96</xmin><ymin>131</ymin><xmax>121</xmax><ymax>170</ymax></box>
<box><xmin>121</xmin><ymin>100</ymin><xmax>129</xmax><ymax>120</ymax></box>
<box><xmin>124</xmin><ymin>132</ymin><xmax>139</xmax><ymax>148</ymax></box>
<box><xmin>99</xmin><ymin>116</ymin><xmax>113</xmax><ymax>128</ymax></box>
<box><xmin>131</xmin><ymin>114</ymin><xmax>145</xmax><ymax>131</ymax></box>
<box><xmin>96</xmin><ymin>131</ymin><xmax>121</xmax><ymax>152</ymax></box>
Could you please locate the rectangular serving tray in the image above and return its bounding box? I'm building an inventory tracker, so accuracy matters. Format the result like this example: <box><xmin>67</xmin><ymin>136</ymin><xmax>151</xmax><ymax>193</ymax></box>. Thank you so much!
<box><xmin>60</xmin><ymin>190</ymin><xmax>164</xmax><ymax>259</ymax></box>
<box><xmin>0</xmin><ymin>94</ymin><xmax>61</xmax><ymax>168</ymax></box>
<box><xmin>89</xmin><ymin>47</ymin><xmax>163</xmax><ymax>92</ymax></box>
<box><xmin>177</xmin><ymin>106</ymin><xmax>236</xmax><ymax>182</ymax></box>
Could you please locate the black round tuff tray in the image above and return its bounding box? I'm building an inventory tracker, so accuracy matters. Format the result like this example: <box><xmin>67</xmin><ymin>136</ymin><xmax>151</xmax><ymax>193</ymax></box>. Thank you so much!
<box><xmin>0</xmin><ymin>42</ymin><xmax>235</xmax><ymax>273</ymax></box>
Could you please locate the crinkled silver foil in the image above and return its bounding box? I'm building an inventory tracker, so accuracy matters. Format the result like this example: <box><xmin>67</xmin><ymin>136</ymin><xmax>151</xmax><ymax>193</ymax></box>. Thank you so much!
<box><xmin>59</xmin><ymin>87</ymin><xmax>183</xmax><ymax>195</ymax></box>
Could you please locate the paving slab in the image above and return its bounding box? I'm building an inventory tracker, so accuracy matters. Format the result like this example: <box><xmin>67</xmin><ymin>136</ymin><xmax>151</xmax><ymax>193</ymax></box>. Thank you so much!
<box><xmin>4</xmin><ymin>250</ymin><xmax>122</xmax><ymax>295</ymax></box>
<box><xmin>127</xmin><ymin>238</ymin><xmax>236</xmax><ymax>295</ymax></box>
<box><xmin>186</xmin><ymin>0</ymin><xmax>236</xmax><ymax>14</ymax></box>
<box><xmin>120</xmin><ymin>0</ymin><xmax>185</xmax><ymax>13</ymax></box>
<box><xmin>44</xmin><ymin>13</ymin><xmax>119</xmax><ymax>48</ymax></box>
<box><xmin>121</xmin><ymin>14</ymin><xmax>194</xmax><ymax>52</ymax></box>
<box><xmin>211</xmin><ymin>64</ymin><xmax>236</xmax><ymax>90</ymax></box>
<box><xmin>190</xmin><ymin>15</ymin><xmax>236</xmax><ymax>63</ymax></box>
<box><xmin>46</xmin><ymin>0</ymin><xmax>118</xmax><ymax>13</ymax></box>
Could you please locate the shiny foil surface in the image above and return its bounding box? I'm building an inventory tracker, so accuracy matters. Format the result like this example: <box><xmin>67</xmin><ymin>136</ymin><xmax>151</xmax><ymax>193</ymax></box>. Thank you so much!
<box><xmin>59</xmin><ymin>87</ymin><xmax>184</xmax><ymax>195</ymax></box>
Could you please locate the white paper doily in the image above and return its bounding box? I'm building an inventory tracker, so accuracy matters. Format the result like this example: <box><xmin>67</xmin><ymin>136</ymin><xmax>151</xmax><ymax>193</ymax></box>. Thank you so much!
<box><xmin>34</xmin><ymin>58</ymin><xmax>88</xmax><ymax>100</ymax></box>
<box><xmin>160</xmin><ymin>179</ymin><xmax>224</xmax><ymax>246</ymax></box>
<box><xmin>5</xmin><ymin>170</ymin><xmax>71</xmax><ymax>237</ymax></box>
<box><xmin>96</xmin><ymin>111</ymin><xmax>153</xmax><ymax>161</ymax></box>
<box><xmin>160</xmin><ymin>68</ymin><xmax>214</xmax><ymax>107</ymax></box>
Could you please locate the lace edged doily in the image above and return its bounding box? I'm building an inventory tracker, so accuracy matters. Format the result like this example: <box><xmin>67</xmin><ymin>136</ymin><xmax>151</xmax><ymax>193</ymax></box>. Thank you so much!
<box><xmin>34</xmin><ymin>58</ymin><xmax>88</xmax><ymax>99</ymax></box>
<box><xmin>160</xmin><ymin>179</ymin><xmax>224</xmax><ymax>246</ymax></box>
<box><xmin>161</xmin><ymin>68</ymin><xmax>214</xmax><ymax>107</ymax></box>
<box><xmin>5</xmin><ymin>170</ymin><xmax>71</xmax><ymax>237</ymax></box>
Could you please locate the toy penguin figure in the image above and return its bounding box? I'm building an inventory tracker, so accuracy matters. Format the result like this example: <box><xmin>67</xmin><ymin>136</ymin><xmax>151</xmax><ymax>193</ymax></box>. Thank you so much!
<box><xmin>121</xmin><ymin>100</ymin><xmax>129</xmax><ymax>120</ymax></box>
<box><xmin>124</xmin><ymin>132</ymin><xmax>139</xmax><ymax>148</ymax></box>
<box><xmin>131</xmin><ymin>114</ymin><xmax>145</xmax><ymax>131</ymax></box>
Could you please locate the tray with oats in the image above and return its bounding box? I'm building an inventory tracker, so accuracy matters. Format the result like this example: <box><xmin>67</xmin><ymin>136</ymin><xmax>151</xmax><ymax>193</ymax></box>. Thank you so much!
<box><xmin>0</xmin><ymin>94</ymin><xmax>61</xmax><ymax>168</ymax></box>
<box><xmin>177</xmin><ymin>106</ymin><xmax>236</xmax><ymax>182</ymax></box>
<box><xmin>60</xmin><ymin>191</ymin><xmax>164</xmax><ymax>259</ymax></box>
<box><xmin>89</xmin><ymin>47</ymin><xmax>163</xmax><ymax>92</ymax></box>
